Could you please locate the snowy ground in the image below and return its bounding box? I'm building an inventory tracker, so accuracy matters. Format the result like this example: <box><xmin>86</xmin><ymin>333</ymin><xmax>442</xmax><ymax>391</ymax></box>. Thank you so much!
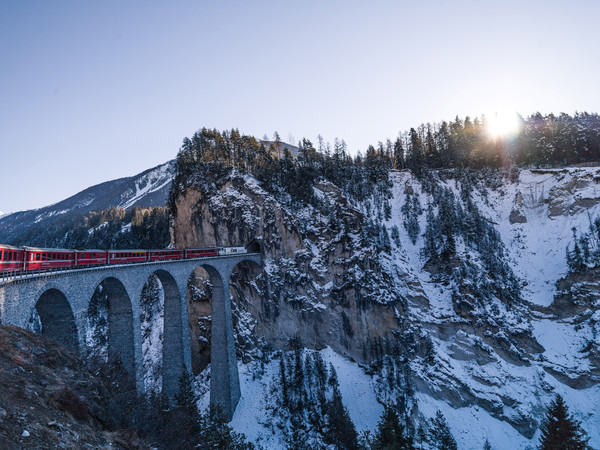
<box><xmin>197</xmin><ymin>347</ymin><xmax>384</xmax><ymax>449</ymax></box>
<box><xmin>204</xmin><ymin>345</ymin><xmax>600</xmax><ymax>449</ymax></box>
<box><xmin>197</xmin><ymin>168</ymin><xmax>600</xmax><ymax>449</ymax></box>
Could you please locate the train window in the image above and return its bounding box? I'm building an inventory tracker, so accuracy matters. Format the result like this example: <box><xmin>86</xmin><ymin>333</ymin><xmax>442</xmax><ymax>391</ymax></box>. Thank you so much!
<box><xmin>36</xmin><ymin>254</ymin><xmax>40</xmax><ymax>261</ymax></box>
<box><xmin>0</xmin><ymin>251</ymin><xmax>3</xmax><ymax>260</ymax></box>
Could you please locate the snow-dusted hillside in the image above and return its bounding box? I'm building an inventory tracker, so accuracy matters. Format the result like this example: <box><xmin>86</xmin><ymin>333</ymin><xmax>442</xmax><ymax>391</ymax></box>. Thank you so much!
<box><xmin>179</xmin><ymin>166</ymin><xmax>600</xmax><ymax>449</ymax></box>
<box><xmin>0</xmin><ymin>160</ymin><xmax>174</xmax><ymax>243</ymax></box>
<box><xmin>221</xmin><ymin>351</ymin><xmax>537</xmax><ymax>449</ymax></box>
<box><xmin>383</xmin><ymin>168</ymin><xmax>600</xmax><ymax>448</ymax></box>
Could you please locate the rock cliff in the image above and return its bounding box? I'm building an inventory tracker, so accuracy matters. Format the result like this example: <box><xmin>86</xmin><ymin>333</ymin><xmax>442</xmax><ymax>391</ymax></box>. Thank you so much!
<box><xmin>171</xmin><ymin>165</ymin><xmax>600</xmax><ymax>447</ymax></box>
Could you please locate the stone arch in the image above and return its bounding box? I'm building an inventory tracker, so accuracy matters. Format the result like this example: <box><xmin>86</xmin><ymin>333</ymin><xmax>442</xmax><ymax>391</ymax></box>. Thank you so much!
<box><xmin>187</xmin><ymin>266</ymin><xmax>213</xmax><ymax>375</ymax></box>
<box><xmin>89</xmin><ymin>277</ymin><xmax>135</xmax><ymax>376</ymax></box>
<box><xmin>34</xmin><ymin>288</ymin><xmax>79</xmax><ymax>352</ymax></box>
<box><xmin>189</xmin><ymin>263</ymin><xmax>240</xmax><ymax>419</ymax></box>
<box><xmin>139</xmin><ymin>273</ymin><xmax>165</xmax><ymax>395</ymax></box>
<box><xmin>229</xmin><ymin>258</ymin><xmax>262</xmax><ymax>355</ymax></box>
<box><xmin>151</xmin><ymin>270</ymin><xmax>183</xmax><ymax>398</ymax></box>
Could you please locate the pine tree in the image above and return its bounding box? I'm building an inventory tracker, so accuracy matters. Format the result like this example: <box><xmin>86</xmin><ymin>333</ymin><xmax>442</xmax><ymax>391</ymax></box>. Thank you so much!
<box><xmin>200</xmin><ymin>405</ymin><xmax>253</xmax><ymax>449</ymax></box>
<box><xmin>279</xmin><ymin>355</ymin><xmax>288</xmax><ymax>409</ymax></box>
<box><xmin>372</xmin><ymin>405</ymin><xmax>412</xmax><ymax>449</ymax></box>
<box><xmin>428</xmin><ymin>410</ymin><xmax>457</xmax><ymax>450</ymax></box>
<box><xmin>166</xmin><ymin>365</ymin><xmax>201</xmax><ymax>447</ymax></box>
<box><xmin>483</xmin><ymin>438</ymin><xmax>492</xmax><ymax>450</ymax></box>
<box><xmin>174</xmin><ymin>365</ymin><xmax>198</xmax><ymax>420</ymax></box>
<box><xmin>326</xmin><ymin>381</ymin><xmax>359</xmax><ymax>449</ymax></box>
<box><xmin>538</xmin><ymin>394</ymin><xmax>589</xmax><ymax>449</ymax></box>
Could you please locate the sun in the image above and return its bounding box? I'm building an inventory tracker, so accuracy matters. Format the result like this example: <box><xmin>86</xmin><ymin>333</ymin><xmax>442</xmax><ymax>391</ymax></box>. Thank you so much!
<box><xmin>486</xmin><ymin>110</ymin><xmax>520</xmax><ymax>139</ymax></box>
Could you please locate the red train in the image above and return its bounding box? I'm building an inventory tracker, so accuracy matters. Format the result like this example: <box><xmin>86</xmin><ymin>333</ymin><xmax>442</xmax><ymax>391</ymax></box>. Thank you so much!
<box><xmin>0</xmin><ymin>244</ymin><xmax>247</xmax><ymax>276</ymax></box>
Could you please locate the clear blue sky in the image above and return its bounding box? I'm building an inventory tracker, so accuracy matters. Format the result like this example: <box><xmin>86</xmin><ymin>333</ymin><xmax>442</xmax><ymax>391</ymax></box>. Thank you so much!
<box><xmin>1</xmin><ymin>0</ymin><xmax>599</xmax><ymax>213</ymax></box>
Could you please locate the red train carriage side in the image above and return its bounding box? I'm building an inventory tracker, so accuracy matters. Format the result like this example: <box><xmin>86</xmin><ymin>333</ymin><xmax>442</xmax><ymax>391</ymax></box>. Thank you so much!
<box><xmin>24</xmin><ymin>247</ymin><xmax>76</xmax><ymax>271</ymax></box>
<box><xmin>185</xmin><ymin>248</ymin><xmax>219</xmax><ymax>258</ymax></box>
<box><xmin>148</xmin><ymin>249</ymin><xmax>184</xmax><ymax>262</ymax></box>
<box><xmin>75</xmin><ymin>250</ymin><xmax>108</xmax><ymax>267</ymax></box>
<box><xmin>108</xmin><ymin>250</ymin><xmax>147</xmax><ymax>265</ymax></box>
<box><xmin>0</xmin><ymin>244</ymin><xmax>247</xmax><ymax>277</ymax></box>
<box><xmin>0</xmin><ymin>244</ymin><xmax>25</xmax><ymax>273</ymax></box>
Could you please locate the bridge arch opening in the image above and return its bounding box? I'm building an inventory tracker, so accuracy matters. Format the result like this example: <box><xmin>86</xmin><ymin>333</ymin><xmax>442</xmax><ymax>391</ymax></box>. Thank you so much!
<box><xmin>186</xmin><ymin>257</ymin><xmax>262</xmax><ymax>419</ymax></box>
<box><xmin>87</xmin><ymin>277</ymin><xmax>135</xmax><ymax>377</ymax></box>
<box><xmin>229</xmin><ymin>259</ymin><xmax>262</xmax><ymax>353</ymax></box>
<box><xmin>187</xmin><ymin>266</ymin><xmax>213</xmax><ymax>375</ymax></box>
<box><xmin>33</xmin><ymin>288</ymin><xmax>79</xmax><ymax>353</ymax></box>
<box><xmin>186</xmin><ymin>260</ymin><xmax>262</xmax><ymax>376</ymax></box>
<box><xmin>139</xmin><ymin>270</ymin><xmax>183</xmax><ymax>398</ymax></box>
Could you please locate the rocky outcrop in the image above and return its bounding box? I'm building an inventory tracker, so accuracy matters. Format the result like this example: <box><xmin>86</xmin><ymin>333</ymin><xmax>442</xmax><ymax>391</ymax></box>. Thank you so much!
<box><xmin>0</xmin><ymin>325</ymin><xmax>147</xmax><ymax>448</ymax></box>
<box><xmin>171</xmin><ymin>166</ymin><xmax>600</xmax><ymax>443</ymax></box>
<box><xmin>539</xmin><ymin>168</ymin><xmax>600</xmax><ymax>217</ymax></box>
<box><xmin>545</xmin><ymin>269</ymin><xmax>600</xmax><ymax>388</ymax></box>
<box><xmin>172</xmin><ymin>170</ymin><xmax>414</xmax><ymax>367</ymax></box>
<box><xmin>509</xmin><ymin>191</ymin><xmax>527</xmax><ymax>223</ymax></box>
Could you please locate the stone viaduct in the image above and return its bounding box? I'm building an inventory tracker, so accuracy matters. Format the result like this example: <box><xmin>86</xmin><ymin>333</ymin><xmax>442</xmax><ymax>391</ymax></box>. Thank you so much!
<box><xmin>0</xmin><ymin>253</ymin><xmax>261</xmax><ymax>419</ymax></box>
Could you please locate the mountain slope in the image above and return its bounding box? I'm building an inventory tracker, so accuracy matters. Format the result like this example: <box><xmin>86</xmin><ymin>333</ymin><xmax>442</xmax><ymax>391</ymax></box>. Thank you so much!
<box><xmin>170</xmin><ymin>163</ymin><xmax>599</xmax><ymax>449</ymax></box>
<box><xmin>0</xmin><ymin>161</ymin><xmax>174</xmax><ymax>244</ymax></box>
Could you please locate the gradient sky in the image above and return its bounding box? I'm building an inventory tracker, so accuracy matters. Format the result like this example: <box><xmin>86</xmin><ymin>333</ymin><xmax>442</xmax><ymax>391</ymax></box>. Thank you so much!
<box><xmin>1</xmin><ymin>0</ymin><xmax>599</xmax><ymax>213</ymax></box>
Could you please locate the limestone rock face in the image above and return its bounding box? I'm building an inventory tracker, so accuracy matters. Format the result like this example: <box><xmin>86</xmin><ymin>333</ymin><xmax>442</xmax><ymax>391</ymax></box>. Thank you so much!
<box><xmin>538</xmin><ymin>168</ymin><xmax>600</xmax><ymax>217</ymax></box>
<box><xmin>172</xmin><ymin>171</ymin><xmax>414</xmax><ymax>365</ymax></box>
<box><xmin>171</xmin><ymin>166</ymin><xmax>600</xmax><ymax>443</ymax></box>
<box><xmin>509</xmin><ymin>191</ymin><xmax>527</xmax><ymax>223</ymax></box>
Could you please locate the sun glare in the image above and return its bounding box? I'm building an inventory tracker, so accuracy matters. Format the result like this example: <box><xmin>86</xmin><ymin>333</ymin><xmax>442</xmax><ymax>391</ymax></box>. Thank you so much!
<box><xmin>487</xmin><ymin>111</ymin><xmax>520</xmax><ymax>139</ymax></box>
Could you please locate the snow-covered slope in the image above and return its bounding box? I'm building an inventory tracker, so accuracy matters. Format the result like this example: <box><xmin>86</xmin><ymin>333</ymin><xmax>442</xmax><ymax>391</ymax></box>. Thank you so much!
<box><xmin>0</xmin><ymin>160</ymin><xmax>174</xmax><ymax>243</ymax></box>
<box><xmin>383</xmin><ymin>168</ymin><xmax>599</xmax><ymax>447</ymax></box>
<box><xmin>182</xmin><ymin>166</ymin><xmax>600</xmax><ymax>449</ymax></box>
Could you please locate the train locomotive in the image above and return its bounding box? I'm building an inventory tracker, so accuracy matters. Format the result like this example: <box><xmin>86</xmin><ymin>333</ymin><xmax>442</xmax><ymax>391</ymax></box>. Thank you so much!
<box><xmin>0</xmin><ymin>244</ymin><xmax>247</xmax><ymax>276</ymax></box>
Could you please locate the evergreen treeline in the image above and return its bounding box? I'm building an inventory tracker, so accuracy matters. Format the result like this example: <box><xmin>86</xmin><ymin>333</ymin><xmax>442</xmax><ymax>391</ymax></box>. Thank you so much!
<box><xmin>566</xmin><ymin>217</ymin><xmax>600</xmax><ymax>274</ymax></box>
<box><xmin>274</xmin><ymin>341</ymin><xmax>359</xmax><ymax>449</ymax></box>
<box><xmin>168</xmin><ymin>113</ymin><xmax>597</xmax><ymax>180</ymax></box>
<box><xmin>13</xmin><ymin>206</ymin><xmax>170</xmax><ymax>250</ymax></box>
<box><xmin>92</xmin><ymin>360</ymin><xmax>253</xmax><ymax>449</ymax></box>
<box><xmin>169</xmin><ymin>128</ymin><xmax>392</xmax><ymax>216</ymax></box>
<box><xmin>421</xmin><ymin>174</ymin><xmax>521</xmax><ymax>305</ymax></box>
<box><xmin>396</xmin><ymin>112</ymin><xmax>600</xmax><ymax>171</ymax></box>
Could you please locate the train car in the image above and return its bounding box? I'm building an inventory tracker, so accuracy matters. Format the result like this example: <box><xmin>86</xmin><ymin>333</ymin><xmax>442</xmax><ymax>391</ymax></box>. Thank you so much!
<box><xmin>0</xmin><ymin>244</ymin><xmax>25</xmax><ymax>273</ymax></box>
<box><xmin>24</xmin><ymin>247</ymin><xmax>76</xmax><ymax>272</ymax></box>
<box><xmin>108</xmin><ymin>250</ymin><xmax>148</xmax><ymax>265</ymax></box>
<box><xmin>148</xmin><ymin>249</ymin><xmax>184</xmax><ymax>262</ymax></box>
<box><xmin>75</xmin><ymin>250</ymin><xmax>108</xmax><ymax>267</ymax></box>
<box><xmin>185</xmin><ymin>247</ymin><xmax>220</xmax><ymax>258</ymax></box>
<box><xmin>218</xmin><ymin>246</ymin><xmax>247</xmax><ymax>256</ymax></box>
